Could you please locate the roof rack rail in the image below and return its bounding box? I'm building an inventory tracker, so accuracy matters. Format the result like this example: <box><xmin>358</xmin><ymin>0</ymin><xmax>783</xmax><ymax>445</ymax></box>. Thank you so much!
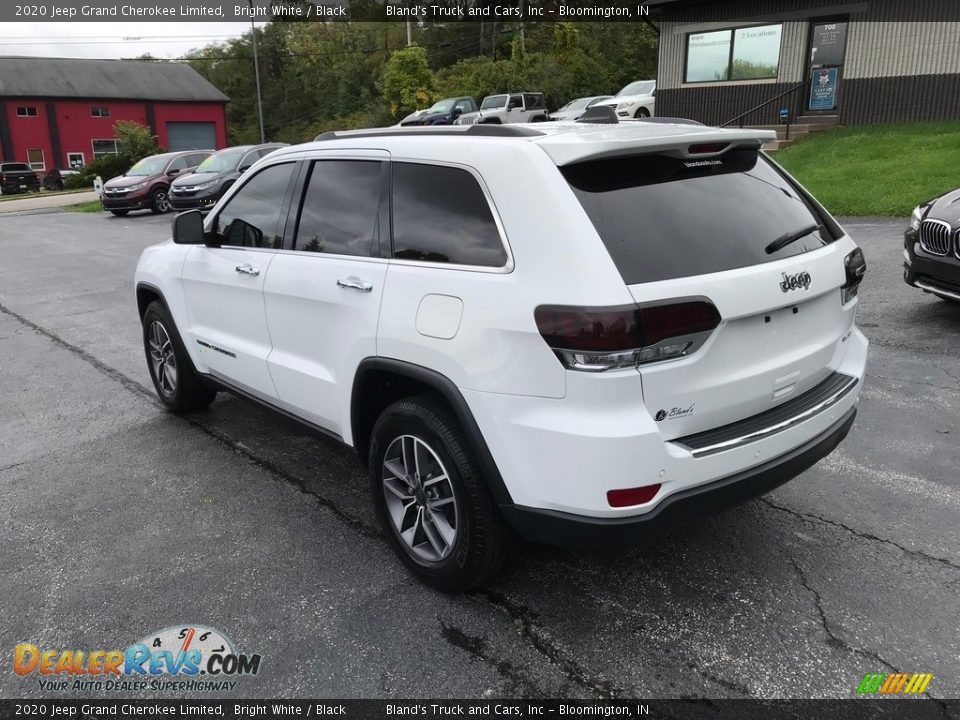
<box><xmin>314</xmin><ymin>125</ymin><xmax>545</xmax><ymax>142</ymax></box>
<box><xmin>631</xmin><ymin>116</ymin><xmax>705</xmax><ymax>126</ymax></box>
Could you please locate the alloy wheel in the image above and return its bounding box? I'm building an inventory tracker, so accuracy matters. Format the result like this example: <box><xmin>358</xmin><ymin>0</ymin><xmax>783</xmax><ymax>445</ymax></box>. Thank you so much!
<box><xmin>381</xmin><ymin>435</ymin><xmax>459</xmax><ymax>562</ymax></box>
<box><xmin>147</xmin><ymin>321</ymin><xmax>177</xmax><ymax>396</ymax></box>
<box><xmin>155</xmin><ymin>190</ymin><xmax>171</xmax><ymax>212</ymax></box>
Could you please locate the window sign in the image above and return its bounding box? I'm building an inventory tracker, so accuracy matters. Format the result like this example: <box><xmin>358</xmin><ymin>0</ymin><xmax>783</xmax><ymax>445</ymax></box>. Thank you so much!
<box><xmin>809</xmin><ymin>68</ymin><xmax>839</xmax><ymax>110</ymax></box>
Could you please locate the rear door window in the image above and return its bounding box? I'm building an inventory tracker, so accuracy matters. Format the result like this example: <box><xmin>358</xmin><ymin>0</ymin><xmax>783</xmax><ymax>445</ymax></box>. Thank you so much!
<box><xmin>391</xmin><ymin>163</ymin><xmax>507</xmax><ymax>268</ymax></box>
<box><xmin>562</xmin><ymin>149</ymin><xmax>834</xmax><ymax>284</ymax></box>
<box><xmin>293</xmin><ymin>160</ymin><xmax>383</xmax><ymax>257</ymax></box>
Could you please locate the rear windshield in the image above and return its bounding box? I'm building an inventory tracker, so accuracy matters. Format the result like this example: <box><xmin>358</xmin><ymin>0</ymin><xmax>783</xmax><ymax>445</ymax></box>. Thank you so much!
<box><xmin>2</xmin><ymin>163</ymin><xmax>31</xmax><ymax>172</ymax></box>
<box><xmin>562</xmin><ymin>149</ymin><xmax>834</xmax><ymax>285</ymax></box>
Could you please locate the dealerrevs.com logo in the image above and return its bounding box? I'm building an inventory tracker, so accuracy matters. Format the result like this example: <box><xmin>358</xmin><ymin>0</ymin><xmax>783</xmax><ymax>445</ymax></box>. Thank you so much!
<box><xmin>13</xmin><ymin>625</ymin><xmax>261</xmax><ymax>692</ymax></box>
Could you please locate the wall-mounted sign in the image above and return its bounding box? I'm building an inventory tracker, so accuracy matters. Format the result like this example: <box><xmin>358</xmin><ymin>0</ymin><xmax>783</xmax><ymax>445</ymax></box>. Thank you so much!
<box><xmin>779</xmin><ymin>106</ymin><xmax>790</xmax><ymax>122</ymax></box>
<box><xmin>809</xmin><ymin>68</ymin><xmax>838</xmax><ymax>110</ymax></box>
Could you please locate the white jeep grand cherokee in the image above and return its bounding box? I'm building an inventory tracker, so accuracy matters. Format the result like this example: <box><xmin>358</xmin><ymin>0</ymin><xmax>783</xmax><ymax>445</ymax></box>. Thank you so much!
<box><xmin>135</xmin><ymin>122</ymin><xmax>868</xmax><ymax>591</ymax></box>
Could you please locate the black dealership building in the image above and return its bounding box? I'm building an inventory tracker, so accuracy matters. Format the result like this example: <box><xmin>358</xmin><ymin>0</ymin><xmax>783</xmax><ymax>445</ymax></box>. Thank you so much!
<box><xmin>649</xmin><ymin>0</ymin><xmax>960</xmax><ymax>127</ymax></box>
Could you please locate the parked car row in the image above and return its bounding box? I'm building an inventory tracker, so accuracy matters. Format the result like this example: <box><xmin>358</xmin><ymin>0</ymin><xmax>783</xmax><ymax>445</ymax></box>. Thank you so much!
<box><xmin>398</xmin><ymin>81</ymin><xmax>656</xmax><ymax>129</ymax></box>
<box><xmin>100</xmin><ymin>143</ymin><xmax>286</xmax><ymax>217</ymax></box>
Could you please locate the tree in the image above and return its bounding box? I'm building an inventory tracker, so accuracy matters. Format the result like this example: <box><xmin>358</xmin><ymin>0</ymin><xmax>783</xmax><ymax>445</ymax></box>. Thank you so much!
<box><xmin>115</xmin><ymin>120</ymin><xmax>163</xmax><ymax>160</ymax></box>
<box><xmin>382</xmin><ymin>45</ymin><xmax>435</xmax><ymax>118</ymax></box>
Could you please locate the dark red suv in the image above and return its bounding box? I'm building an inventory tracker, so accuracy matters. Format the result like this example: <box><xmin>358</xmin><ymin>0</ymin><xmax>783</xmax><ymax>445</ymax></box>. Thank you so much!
<box><xmin>100</xmin><ymin>150</ymin><xmax>211</xmax><ymax>216</ymax></box>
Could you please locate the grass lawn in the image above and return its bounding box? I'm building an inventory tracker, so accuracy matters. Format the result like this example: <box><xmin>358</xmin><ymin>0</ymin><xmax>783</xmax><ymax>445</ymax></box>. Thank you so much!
<box><xmin>774</xmin><ymin>122</ymin><xmax>960</xmax><ymax>217</ymax></box>
<box><xmin>64</xmin><ymin>200</ymin><xmax>105</xmax><ymax>213</ymax></box>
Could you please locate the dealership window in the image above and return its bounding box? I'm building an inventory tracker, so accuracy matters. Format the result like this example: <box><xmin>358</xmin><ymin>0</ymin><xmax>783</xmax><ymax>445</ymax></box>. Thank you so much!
<box><xmin>27</xmin><ymin>149</ymin><xmax>44</xmax><ymax>171</ymax></box>
<box><xmin>92</xmin><ymin>139</ymin><xmax>118</xmax><ymax>158</ymax></box>
<box><xmin>67</xmin><ymin>152</ymin><xmax>85</xmax><ymax>168</ymax></box>
<box><xmin>15</xmin><ymin>106</ymin><xmax>38</xmax><ymax>117</ymax></box>
<box><xmin>90</xmin><ymin>107</ymin><xmax>111</xmax><ymax>118</ymax></box>
<box><xmin>685</xmin><ymin>24</ymin><xmax>782</xmax><ymax>83</ymax></box>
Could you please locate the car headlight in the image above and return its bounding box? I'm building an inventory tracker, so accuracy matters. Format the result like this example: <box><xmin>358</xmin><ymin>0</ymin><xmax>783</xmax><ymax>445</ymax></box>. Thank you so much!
<box><xmin>193</xmin><ymin>180</ymin><xmax>219</xmax><ymax>191</ymax></box>
<box><xmin>125</xmin><ymin>181</ymin><xmax>148</xmax><ymax>192</ymax></box>
<box><xmin>909</xmin><ymin>205</ymin><xmax>922</xmax><ymax>231</ymax></box>
<box><xmin>617</xmin><ymin>102</ymin><xmax>632</xmax><ymax>110</ymax></box>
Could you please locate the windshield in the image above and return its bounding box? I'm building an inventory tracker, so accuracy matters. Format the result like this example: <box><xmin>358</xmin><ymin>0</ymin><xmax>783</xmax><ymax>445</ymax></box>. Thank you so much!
<box><xmin>562</xmin><ymin>150</ymin><xmax>833</xmax><ymax>284</ymax></box>
<box><xmin>565</xmin><ymin>98</ymin><xmax>594</xmax><ymax>111</ymax></box>
<box><xmin>480</xmin><ymin>95</ymin><xmax>507</xmax><ymax>110</ymax></box>
<box><xmin>618</xmin><ymin>81</ymin><xmax>655</xmax><ymax>97</ymax></box>
<box><xmin>197</xmin><ymin>149</ymin><xmax>247</xmax><ymax>173</ymax></box>
<box><xmin>126</xmin><ymin>156</ymin><xmax>169</xmax><ymax>176</ymax></box>
<box><xmin>427</xmin><ymin>99</ymin><xmax>456</xmax><ymax>113</ymax></box>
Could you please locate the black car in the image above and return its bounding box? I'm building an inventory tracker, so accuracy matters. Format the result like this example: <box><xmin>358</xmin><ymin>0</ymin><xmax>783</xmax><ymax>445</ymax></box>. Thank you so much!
<box><xmin>169</xmin><ymin>143</ymin><xmax>286</xmax><ymax>211</ymax></box>
<box><xmin>0</xmin><ymin>162</ymin><xmax>41</xmax><ymax>194</ymax></box>
<box><xmin>399</xmin><ymin>97</ymin><xmax>478</xmax><ymax>126</ymax></box>
<box><xmin>904</xmin><ymin>188</ymin><xmax>960</xmax><ymax>302</ymax></box>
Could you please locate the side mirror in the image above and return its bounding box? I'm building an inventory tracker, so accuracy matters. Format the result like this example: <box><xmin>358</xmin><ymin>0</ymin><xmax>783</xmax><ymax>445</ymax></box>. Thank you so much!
<box><xmin>166</xmin><ymin>167</ymin><xmax>180</xmax><ymax>176</ymax></box>
<box><xmin>172</xmin><ymin>210</ymin><xmax>205</xmax><ymax>245</ymax></box>
<box><xmin>238</xmin><ymin>165</ymin><xmax>252</xmax><ymax>174</ymax></box>
<box><xmin>452</xmin><ymin>108</ymin><xmax>463</xmax><ymax>119</ymax></box>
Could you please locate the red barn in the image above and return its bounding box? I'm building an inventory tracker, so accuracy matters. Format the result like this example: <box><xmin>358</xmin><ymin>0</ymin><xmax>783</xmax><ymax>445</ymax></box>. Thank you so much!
<box><xmin>0</xmin><ymin>57</ymin><xmax>229</xmax><ymax>172</ymax></box>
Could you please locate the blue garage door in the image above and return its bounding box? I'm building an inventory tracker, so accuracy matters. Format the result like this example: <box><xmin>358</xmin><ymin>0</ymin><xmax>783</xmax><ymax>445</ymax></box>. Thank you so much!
<box><xmin>166</xmin><ymin>122</ymin><xmax>216</xmax><ymax>151</ymax></box>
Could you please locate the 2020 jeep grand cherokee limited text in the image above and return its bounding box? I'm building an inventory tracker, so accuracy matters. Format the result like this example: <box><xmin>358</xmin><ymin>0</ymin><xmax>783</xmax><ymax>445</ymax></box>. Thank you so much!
<box><xmin>135</xmin><ymin>122</ymin><xmax>868</xmax><ymax>590</ymax></box>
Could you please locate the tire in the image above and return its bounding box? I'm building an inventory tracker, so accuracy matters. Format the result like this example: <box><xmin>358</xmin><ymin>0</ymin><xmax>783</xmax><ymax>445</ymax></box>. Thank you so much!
<box><xmin>142</xmin><ymin>301</ymin><xmax>217</xmax><ymax>412</ymax></box>
<box><xmin>369</xmin><ymin>396</ymin><xmax>512</xmax><ymax>591</ymax></box>
<box><xmin>110</xmin><ymin>210</ymin><xmax>129</xmax><ymax>217</ymax></box>
<box><xmin>634</xmin><ymin>107</ymin><xmax>651</xmax><ymax>119</ymax></box>
<box><xmin>149</xmin><ymin>187</ymin><xmax>171</xmax><ymax>214</ymax></box>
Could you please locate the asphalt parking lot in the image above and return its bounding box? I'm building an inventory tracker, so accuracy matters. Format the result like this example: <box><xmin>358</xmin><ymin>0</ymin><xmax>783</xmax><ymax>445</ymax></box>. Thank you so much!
<box><xmin>1</xmin><ymin>210</ymin><xmax>958</xmax><ymax>700</ymax></box>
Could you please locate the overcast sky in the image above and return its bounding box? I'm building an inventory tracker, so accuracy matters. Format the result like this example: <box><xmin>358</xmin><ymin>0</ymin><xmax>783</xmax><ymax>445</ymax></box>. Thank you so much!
<box><xmin>0</xmin><ymin>22</ymin><xmax>265</xmax><ymax>60</ymax></box>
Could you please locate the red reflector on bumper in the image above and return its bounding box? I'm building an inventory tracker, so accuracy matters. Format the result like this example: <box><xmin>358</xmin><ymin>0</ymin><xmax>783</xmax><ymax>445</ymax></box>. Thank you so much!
<box><xmin>607</xmin><ymin>484</ymin><xmax>661</xmax><ymax>507</ymax></box>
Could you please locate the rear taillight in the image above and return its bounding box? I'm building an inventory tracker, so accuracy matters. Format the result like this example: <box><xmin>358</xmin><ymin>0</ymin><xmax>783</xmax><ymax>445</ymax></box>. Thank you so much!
<box><xmin>534</xmin><ymin>299</ymin><xmax>721</xmax><ymax>372</ymax></box>
<box><xmin>842</xmin><ymin>247</ymin><xmax>866</xmax><ymax>304</ymax></box>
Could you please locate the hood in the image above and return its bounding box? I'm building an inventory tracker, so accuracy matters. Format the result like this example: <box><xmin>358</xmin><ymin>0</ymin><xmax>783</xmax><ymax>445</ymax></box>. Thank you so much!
<box><xmin>550</xmin><ymin>110</ymin><xmax>582</xmax><ymax>121</ymax></box>
<box><xmin>399</xmin><ymin>109</ymin><xmax>429</xmax><ymax>124</ymax></box>
<box><xmin>105</xmin><ymin>174</ymin><xmax>153</xmax><ymax>189</ymax></box>
<box><xmin>172</xmin><ymin>171</ymin><xmax>222</xmax><ymax>187</ymax></box>
<box><xmin>924</xmin><ymin>187</ymin><xmax>960</xmax><ymax>224</ymax></box>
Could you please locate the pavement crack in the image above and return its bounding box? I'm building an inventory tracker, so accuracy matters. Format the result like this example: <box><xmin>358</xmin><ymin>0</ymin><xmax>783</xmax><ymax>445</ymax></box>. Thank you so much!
<box><xmin>439</xmin><ymin>622</ymin><xmax>545</xmax><ymax>696</ymax></box>
<box><xmin>935</xmin><ymin>364</ymin><xmax>960</xmax><ymax>386</ymax></box>
<box><xmin>0</xmin><ymin>462</ymin><xmax>25</xmax><ymax>473</ymax></box>
<box><xmin>761</xmin><ymin>497</ymin><xmax>960</xmax><ymax>574</ymax></box>
<box><xmin>790</xmin><ymin>559</ymin><xmax>947</xmax><ymax>705</ymax></box>
<box><xmin>0</xmin><ymin>301</ymin><xmax>382</xmax><ymax>542</ymax></box>
<box><xmin>470</xmin><ymin>589</ymin><xmax>621</xmax><ymax>699</ymax></box>
<box><xmin>865</xmin><ymin>371</ymin><xmax>959</xmax><ymax>393</ymax></box>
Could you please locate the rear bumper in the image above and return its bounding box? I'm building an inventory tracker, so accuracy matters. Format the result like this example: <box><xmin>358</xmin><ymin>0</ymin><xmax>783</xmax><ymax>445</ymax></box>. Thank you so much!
<box><xmin>502</xmin><ymin>407</ymin><xmax>856</xmax><ymax>548</ymax></box>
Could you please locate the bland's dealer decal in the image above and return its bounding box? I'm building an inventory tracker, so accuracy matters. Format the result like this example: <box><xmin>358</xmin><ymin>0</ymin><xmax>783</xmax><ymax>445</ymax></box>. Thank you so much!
<box><xmin>13</xmin><ymin>625</ymin><xmax>260</xmax><ymax>692</ymax></box>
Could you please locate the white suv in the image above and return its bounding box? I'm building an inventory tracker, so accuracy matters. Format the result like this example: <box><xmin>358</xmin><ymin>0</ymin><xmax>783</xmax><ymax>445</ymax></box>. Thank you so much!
<box><xmin>135</xmin><ymin>122</ymin><xmax>868</xmax><ymax>591</ymax></box>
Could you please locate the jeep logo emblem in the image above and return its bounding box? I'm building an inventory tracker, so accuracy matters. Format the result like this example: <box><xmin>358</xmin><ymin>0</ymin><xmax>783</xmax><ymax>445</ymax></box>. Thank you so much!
<box><xmin>780</xmin><ymin>271</ymin><xmax>812</xmax><ymax>293</ymax></box>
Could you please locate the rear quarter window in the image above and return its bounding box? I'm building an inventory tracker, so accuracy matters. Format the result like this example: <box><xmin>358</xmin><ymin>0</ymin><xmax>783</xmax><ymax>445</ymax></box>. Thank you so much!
<box><xmin>562</xmin><ymin>149</ymin><xmax>838</xmax><ymax>284</ymax></box>
<box><xmin>391</xmin><ymin>163</ymin><xmax>507</xmax><ymax>268</ymax></box>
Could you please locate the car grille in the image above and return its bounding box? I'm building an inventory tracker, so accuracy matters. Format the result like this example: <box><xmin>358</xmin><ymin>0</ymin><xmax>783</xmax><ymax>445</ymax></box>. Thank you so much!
<box><xmin>918</xmin><ymin>219</ymin><xmax>952</xmax><ymax>256</ymax></box>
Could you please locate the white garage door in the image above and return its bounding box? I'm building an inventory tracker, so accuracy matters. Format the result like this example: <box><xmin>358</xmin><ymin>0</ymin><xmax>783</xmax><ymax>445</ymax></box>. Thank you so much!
<box><xmin>166</xmin><ymin>122</ymin><xmax>217</xmax><ymax>151</ymax></box>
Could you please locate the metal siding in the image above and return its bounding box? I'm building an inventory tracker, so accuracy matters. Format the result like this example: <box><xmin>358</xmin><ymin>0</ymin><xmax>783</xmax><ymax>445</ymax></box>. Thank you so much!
<box><xmin>845</xmin><ymin>21</ymin><xmax>960</xmax><ymax>78</ymax></box>
<box><xmin>165</xmin><ymin>121</ymin><xmax>217</xmax><ymax>152</ymax></box>
<box><xmin>656</xmin><ymin>0</ymin><xmax>960</xmax><ymax>126</ymax></box>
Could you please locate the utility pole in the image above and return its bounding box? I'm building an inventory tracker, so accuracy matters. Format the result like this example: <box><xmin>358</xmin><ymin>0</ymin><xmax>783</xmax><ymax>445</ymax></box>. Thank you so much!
<box><xmin>519</xmin><ymin>0</ymin><xmax>525</xmax><ymax>53</ymax></box>
<box><xmin>406</xmin><ymin>19</ymin><xmax>412</xmax><ymax>46</ymax></box>
<box><xmin>247</xmin><ymin>0</ymin><xmax>265</xmax><ymax>143</ymax></box>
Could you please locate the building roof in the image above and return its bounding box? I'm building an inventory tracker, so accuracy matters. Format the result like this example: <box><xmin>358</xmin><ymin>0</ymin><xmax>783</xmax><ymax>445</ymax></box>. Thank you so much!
<box><xmin>0</xmin><ymin>57</ymin><xmax>229</xmax><ymax>103</ymax></box>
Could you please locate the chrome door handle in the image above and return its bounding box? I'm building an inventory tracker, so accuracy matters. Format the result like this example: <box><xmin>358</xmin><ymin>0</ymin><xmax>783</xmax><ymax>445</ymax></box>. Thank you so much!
<box><xmin>235</xmin><ymin>263</ymin><xmax>260</xmax><ymax>276</ymax></box>
<box><xmin>337</xmin><ymin>276</ymin><xmax>373</xmax><ymax>292</ymax></box>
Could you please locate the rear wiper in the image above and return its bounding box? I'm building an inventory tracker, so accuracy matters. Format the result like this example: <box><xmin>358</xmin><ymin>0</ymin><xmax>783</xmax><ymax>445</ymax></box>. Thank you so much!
<box><xmin>765</xmin><ymin>223</ymin><xmax>820</xmax><ymax>254</ymax></box>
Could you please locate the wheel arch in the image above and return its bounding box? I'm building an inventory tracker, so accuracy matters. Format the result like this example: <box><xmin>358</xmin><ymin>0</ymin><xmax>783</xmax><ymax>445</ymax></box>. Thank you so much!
<box><xmin>350</xmin><ymin>358</ymin><xmax>514</xmax><ymax>506</ymax></box>
<box><xmin>136</xmin><ymin>281</ymin><xmax>167</xmax><ymax>320</ymax></box>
